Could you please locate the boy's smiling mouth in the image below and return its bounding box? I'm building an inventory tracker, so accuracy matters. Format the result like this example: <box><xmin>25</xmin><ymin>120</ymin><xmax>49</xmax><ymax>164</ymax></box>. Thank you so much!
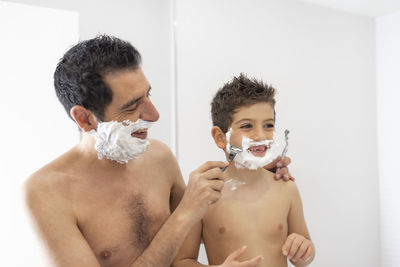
<box><xmin>248</xmin><ymin>145</ymin><xmax>267</xmax><ymax>157</ymax></box>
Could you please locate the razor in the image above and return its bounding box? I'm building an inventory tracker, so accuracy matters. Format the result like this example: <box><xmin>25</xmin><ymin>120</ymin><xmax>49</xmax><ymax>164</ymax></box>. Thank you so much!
<box><xmin>221</xmin><ymin>146</ymin><xmax>242</xmax><ymax>172</ymax></box>
<box><xmin>277</xmin><ymin>129</ymin><xmax>290</xmax><ymax>172</ymax></box>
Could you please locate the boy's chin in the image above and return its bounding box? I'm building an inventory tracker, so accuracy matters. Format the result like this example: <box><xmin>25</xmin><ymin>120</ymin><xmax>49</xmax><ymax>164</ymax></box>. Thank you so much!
<box><xmin>249</xmin><ymin>150</ymin><xmax>267</xmax><ymax>157</ymax></box>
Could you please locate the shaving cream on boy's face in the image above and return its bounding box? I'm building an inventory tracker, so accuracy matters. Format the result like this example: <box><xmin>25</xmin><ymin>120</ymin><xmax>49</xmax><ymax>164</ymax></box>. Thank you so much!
<box><xmin>225</xmin><ymin>128</ymin><xmax>277</xmax><ymax>170</ymax></box>
<box><xmin>89</xmin><ymin>119</ymin><xmax>153</xmax><ymax>164</ymax></box>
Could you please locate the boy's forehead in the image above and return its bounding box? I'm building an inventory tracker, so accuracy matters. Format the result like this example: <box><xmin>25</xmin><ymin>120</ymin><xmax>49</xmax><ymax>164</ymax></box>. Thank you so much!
<box><xmin>232</xmin><ymin>102</ymin><xmax>274</xmax><ymax>121</ymax></box>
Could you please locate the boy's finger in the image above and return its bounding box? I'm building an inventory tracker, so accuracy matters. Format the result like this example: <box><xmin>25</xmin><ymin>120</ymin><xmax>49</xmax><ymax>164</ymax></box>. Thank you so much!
<box><xmin>282</xmin><ymin>234</ymin><xmax>296</xmax><ymax>256</ymax></box>
<box><xmin>291</xmin><ymin>241</ymin><xmax>308</xmax><ymax>262</ymax></box>
<box><xmin>288</xmin><ymin>237</ymin><xmax>303</xmax><ymax>260</ymax></box>
<box><xmin>301</xmin><ymin>245</ymin><xmax>313</xmax><ymax>262</ymax></box>
<box><xmin>226</xmin><ymin>246</ymin><xmax>247</xmax><ymax>261</ymax></box>
<box><xmin>240</xmin><ymin>255</ymin><xmax>264</xmax><ymax>267</ymax></box>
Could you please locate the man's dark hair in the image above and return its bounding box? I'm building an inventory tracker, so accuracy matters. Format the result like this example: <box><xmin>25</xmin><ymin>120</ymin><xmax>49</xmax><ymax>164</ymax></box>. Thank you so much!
<box><xmin>211</xmin><ymin>73</ymin><xmax>276</xmax><ymax>133</ymax></box>
<box><xmin>54</xmin><ymin>35</ymin><xmax>142</xmax><ymax>121</ymax></box>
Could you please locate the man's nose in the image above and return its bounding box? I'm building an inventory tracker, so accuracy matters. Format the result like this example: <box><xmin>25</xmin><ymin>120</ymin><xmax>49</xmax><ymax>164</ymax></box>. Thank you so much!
<box><xmin>140</xmin><ymin>98</ymin><xmax>159</xmax><ymax>122</ymax></box>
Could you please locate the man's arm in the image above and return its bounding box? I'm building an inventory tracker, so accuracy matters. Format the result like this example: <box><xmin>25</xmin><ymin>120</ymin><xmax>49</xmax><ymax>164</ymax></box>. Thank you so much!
<box><xmin>25</xmin><ymin>174</ymin><xmax>102</xmax><ymax>267</ymax></box>
<box><xmin>124</xmin><ymin>142</ymin><xmax>229</xmax><ymax>267</ymax></box>
<box><xmin>282</xmin><ymin>182</ymin><xmax>315</xmax><ymax>266</ymax></box>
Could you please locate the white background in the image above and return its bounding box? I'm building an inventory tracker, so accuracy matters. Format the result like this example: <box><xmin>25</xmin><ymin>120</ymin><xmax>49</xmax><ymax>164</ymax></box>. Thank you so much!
<box><xmin>0</xmin><ymin>2</ymin><xmax>79</xmax><ymax>265</ymax></box>
<box><xmin>1</xmin><ymin>0</ymin><xmax>399</xmax><ymax>266</ymax></box>
<box><xmin>376</xmin><ymin>10</ymin><xmax>400</xmax><ymax>267</ymax></box>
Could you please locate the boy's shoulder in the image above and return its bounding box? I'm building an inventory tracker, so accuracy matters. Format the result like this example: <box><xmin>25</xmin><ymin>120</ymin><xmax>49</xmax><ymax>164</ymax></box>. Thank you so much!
<box><xmin>263</xmin><ymin>170</ymin><xmax>298</xmax><ymax>193</ymax></box>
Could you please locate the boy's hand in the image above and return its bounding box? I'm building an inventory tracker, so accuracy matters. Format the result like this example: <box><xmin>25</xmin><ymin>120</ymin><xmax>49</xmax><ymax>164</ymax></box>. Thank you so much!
<box><xmin>282</xmin><ymin>233</ymin><xmax>314</xmax><ymax>265</ymax></box>
<box><xmin>220</xmin><ymin>246</ymin><xmax>263</xmax><ymax>267</ymax></box>
<box><xmin>264</xmin><ymin>156</ymin><xmax>295</xmax><ymax>182</ymax></box>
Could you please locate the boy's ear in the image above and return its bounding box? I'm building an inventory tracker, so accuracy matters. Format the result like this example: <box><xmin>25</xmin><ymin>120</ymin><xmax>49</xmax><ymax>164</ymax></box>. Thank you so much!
<box><xmin>211</xmin><ymin>126</ymin><xmax>227</xmax><ymax>150</ymax></box>
<box><xmin>70</xmin><ymin>105</ymin><xmax>99</xmax><ymax>132</ymax></box>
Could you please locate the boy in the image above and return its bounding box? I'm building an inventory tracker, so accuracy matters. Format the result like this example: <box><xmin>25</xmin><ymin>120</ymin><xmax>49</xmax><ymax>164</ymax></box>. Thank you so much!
<box><xmin>172</xmin><ymin>74</ymin><xmax>315</xmax><ymax>267</ymax></box>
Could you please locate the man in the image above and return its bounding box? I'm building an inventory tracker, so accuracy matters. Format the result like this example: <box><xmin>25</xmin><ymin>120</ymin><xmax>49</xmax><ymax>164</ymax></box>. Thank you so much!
<box><xmin>25</xmin><ymin>35</ymin><xmax>293</xmax><ymax>267</ymax></box>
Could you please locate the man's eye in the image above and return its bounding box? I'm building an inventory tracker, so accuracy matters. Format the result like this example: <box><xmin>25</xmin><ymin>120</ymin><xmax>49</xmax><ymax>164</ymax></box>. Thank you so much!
<box><xmin>265</xmin><ymin>124</ymin><xmax>274</xmax><ymax>128</ymax></box>
<box><xmin>126</xmin><ymin>106</ymin><xmax>138</xmax><ymax>112</ymax></box>
<box><xmin>240</xmin><ymin>124</ymin><xmax>252</xmax><ymax>128</ymax></box>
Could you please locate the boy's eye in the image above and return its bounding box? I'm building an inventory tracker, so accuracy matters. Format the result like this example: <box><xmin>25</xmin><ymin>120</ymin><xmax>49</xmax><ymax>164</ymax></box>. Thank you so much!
<box><xmin>264</xmin><ymin>123</ymin><xmax>274</xmax><ymax>128</ymax></box>
<box><xmin>240</xmin><ymin>124</ymin><xmax>252</xmax><ymax>129</ymax></box>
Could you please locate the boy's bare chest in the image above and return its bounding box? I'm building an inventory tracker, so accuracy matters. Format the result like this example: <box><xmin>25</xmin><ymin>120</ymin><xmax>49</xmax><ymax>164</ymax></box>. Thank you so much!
<box><xmin>71</xmin><ymin>172</ymin><xmax>172</xmax><ymax>266</ymax></box>
<box><xmin>203</xmin><ymin>186</ymin><xmax>291</xmax><ymax>243</ymax></box>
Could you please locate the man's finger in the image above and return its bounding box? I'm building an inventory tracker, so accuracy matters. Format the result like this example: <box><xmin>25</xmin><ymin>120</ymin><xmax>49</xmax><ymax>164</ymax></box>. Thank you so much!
<box><xmin>226</xmin><ymin>246</ymin><xmax>247</xmax><ymax>261</ymax></box>
<box><xmin>195</xmin><ymin>161</ymin><xmax>229</xmax><ymax>174</ymax></box>
<box><xmin>263</xmin><ymin>156</ymin><xmax>280</xmax><ymax>170</ymax></box>
<box><xmin>279</xmin><ymin>156</ymin><xmax>291</xmax><ymax>167</ymax></box>
<box><xmin>210</xmin><ymin>179</ymin><xmax>225</xmax><ymax>192</ymax></box>
<box><xmin>201</xmin><ymin>167</ymin><xmax>225</xmax><ymax>181</ymax></box>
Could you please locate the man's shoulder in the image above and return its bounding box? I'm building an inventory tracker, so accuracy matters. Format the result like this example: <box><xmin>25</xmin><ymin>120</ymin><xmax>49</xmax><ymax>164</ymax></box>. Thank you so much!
<box><xmin>24</xmin><ymin>160</ymin><xmax>75</xmax><ymax>208</ymax></box>
<box><xmin>147</xmin><ymin>139</ymin><xmax>176</xmax><ymax>162</ymax></box>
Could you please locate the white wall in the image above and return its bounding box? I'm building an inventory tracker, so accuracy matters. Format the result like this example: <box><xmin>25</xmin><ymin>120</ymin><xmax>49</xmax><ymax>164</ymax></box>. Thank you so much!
<box><xmin>6</xmin><ymin>0</ymin><xmax>175</xmax><ymax>151</ymax></box>
<box><xmin>175</xmin><ymin>0</ymin><xmax>379</xmax><ymax>266</ymax></box>
<box><xmin>376</xmin><ymin>10</ymin><xmax>400</xmax><ymax>267</ymax></box>
<box><xmin>0</xmin><ymin>1</ymin><xmax>79</xmax><ymax>265</ymax></box>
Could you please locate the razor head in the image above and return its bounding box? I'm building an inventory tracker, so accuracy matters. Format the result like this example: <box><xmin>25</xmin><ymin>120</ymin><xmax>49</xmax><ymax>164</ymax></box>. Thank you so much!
<box><xmin>284</xmin><ymin>129</ymin><xmax>290</xmax><ymax>136</ymax></box>
<box><xmin>227</xmin><ymin>146</ymin><xmax>242</xmax><ymax>162</ymax></box>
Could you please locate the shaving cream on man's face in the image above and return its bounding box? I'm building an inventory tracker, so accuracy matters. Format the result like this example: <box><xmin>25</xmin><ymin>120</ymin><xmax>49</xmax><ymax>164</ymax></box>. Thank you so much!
<box><xmin>89</xmin><ymin>119</ymin><xmax>153</xmax><ymax>164</ymax></box>
<box><xmin>226</xmin><ymin>128</ymin><xmax>279</xmax><ymax>170</ymax></box>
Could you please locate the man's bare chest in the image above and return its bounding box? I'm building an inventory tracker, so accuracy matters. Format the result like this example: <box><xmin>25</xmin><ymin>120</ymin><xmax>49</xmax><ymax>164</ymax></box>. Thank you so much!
<box><xmin>72</xmin><ymin>177</ymin><xmax>172</xmax><ymax>266</ymax></box>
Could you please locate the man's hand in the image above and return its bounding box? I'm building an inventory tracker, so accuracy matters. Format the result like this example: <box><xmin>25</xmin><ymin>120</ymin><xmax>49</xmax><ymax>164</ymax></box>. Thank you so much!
<box><xmin>176</xmin><ymin>161</ymin><xmax>228</xmax><ymax>224</ymax></box>
<box><xmin>220</xmin><ymin>246</ymin><xmax>263</xmax><ymax>267</ymax></box>
<box><xmin>264</xmin><ymin>156</ymin><xmax>295</xmax><ymax>182</ymax></box>
<box><xmin>282</xmin><ymin>233</ymin><xmax>314</xmax><ymax>265</ymax></box>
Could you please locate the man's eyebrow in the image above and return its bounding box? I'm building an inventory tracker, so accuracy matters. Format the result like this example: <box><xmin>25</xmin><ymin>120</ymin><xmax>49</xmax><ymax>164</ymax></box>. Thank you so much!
<box><xmin>120</xmin><ymin>86</ymin><xmax>151</xmax><ymax>110</ymax></box>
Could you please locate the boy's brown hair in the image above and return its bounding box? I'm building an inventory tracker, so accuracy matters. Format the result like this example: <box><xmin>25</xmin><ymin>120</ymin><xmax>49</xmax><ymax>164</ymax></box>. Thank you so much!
<box><xmin>211</xmin><ymin>73</ymin><xmax>276</xmax><ymax>133</ymax></box>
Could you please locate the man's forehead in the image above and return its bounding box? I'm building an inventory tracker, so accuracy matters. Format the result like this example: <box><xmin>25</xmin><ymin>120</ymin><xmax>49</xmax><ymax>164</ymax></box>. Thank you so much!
<box><xmin>104</xmin><ymin>68</ymin><xmax>149</xmax><ymax>101</ymax></box>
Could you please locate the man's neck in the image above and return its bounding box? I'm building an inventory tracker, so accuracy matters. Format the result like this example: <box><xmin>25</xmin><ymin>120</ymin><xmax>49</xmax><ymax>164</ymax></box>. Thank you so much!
<box><xmin>76</xmin><ymin>132</ymin><xmax>129</xmax><ymax>171</ymax></box>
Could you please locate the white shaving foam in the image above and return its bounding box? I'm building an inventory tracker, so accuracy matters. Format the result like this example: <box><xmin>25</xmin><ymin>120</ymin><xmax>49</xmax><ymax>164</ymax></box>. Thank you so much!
<box><xmin>89</xmin><ymin>119</ymin><xmax>153</xmax><ymax>164</ymax></box>
<box><xmin>225</xmin><ymin>128</ymin><xmax>283</xmax><ymax>170</ymax></box>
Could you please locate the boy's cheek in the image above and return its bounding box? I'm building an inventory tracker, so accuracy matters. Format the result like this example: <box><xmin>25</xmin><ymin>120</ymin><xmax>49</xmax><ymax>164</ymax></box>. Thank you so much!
<box><xmin>229</xmin><ymin>133</ymin><xmax>244</xmax><ymax>148</ymax></box>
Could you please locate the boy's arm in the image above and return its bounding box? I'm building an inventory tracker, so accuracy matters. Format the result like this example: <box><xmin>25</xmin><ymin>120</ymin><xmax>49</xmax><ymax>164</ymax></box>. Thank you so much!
<box><xmin>283</xmin><ymin>182</ymin><xmax>315</xmax><ymax>267</ymax></box>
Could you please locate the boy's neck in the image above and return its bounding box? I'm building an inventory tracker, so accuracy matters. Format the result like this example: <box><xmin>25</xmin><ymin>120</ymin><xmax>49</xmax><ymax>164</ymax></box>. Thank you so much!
<box><xmin>224</xmin><ymin>163</ymin><xmax>268</xmax><ymax>183</ymax></box>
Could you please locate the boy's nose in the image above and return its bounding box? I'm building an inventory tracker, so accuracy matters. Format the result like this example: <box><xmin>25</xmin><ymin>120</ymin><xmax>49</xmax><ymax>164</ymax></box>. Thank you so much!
<box><xmin>140</xmin><ymin>98</ymin><xmax>159</xmax><ymax>122</ymax></box>
<box><xmin>252</xmin><ymin>127</ymin><xmax>266</xmax><ymax>141</ymax></box>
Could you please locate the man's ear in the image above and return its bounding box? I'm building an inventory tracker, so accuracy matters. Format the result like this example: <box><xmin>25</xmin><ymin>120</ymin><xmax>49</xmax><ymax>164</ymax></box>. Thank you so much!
<box><xmin>70</xmin><ymin>105</ymin><xmax>98</xmax><ymax>132</ymax></box>
<box><xmin>211</xmin><ymin>126</ymin><xmax>227</xmax><ymax>150</ymax></box>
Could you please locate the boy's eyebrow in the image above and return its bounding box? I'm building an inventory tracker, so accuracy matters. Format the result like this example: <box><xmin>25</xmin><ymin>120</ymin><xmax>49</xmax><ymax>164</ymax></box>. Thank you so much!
<box><xmin>120</xmin><ymin>86</ymin><xmax>151</xmax><ymax>110</ymax></box>
<box><xmin>235</xmin><ymin>118</ymin><xmax>275</xmax><ymax>124</ymax></box>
